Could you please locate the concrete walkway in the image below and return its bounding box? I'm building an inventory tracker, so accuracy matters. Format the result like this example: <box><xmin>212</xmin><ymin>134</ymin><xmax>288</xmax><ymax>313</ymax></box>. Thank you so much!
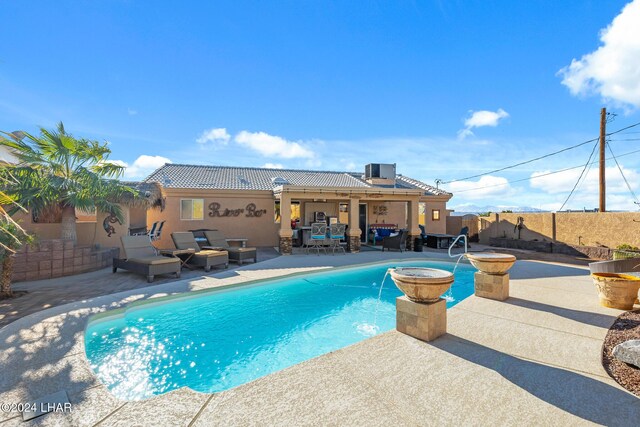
<box><xmin>0</xmin><ymin>248</ymin><xmax>280</xmax><ymax>328</ymax></box>
<box><xmin>1</xmin><ymin>250</ymin><xmax>638</xmax><ymax>426</ymax></box>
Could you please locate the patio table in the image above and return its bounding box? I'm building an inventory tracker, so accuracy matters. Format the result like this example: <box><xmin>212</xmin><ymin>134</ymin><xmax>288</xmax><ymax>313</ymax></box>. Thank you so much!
<box><xmin>425</xmin><ymin>233</ymin><xmax>456</xmax><ymax>249</ymax></box>
<box><xmin>160</xmin><ymin>248</ymin><xmax>196</xmax><ymax>269</ymax></box>
<box><xmin>225</xmin><ymin>238</ymin><xmax>248</xmax><ymax>248</ymax></box>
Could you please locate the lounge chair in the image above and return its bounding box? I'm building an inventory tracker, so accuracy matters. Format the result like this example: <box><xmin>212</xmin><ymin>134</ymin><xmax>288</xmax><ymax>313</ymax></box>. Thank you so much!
<box><xmin>202</xmin><ymin>230</ymin><xmax>257</xmax><ymax>265</ymax></box>
<box><xmin>171</xmin><ymin>232</ymin><xmax>229</xmax><ymax>271</ymax></box>
<box><xmin>113</xmin><ymin>235</ymin><xmax>181</xmax><ymax>283</ymax></box>
<box><xmin>382</xmin><ymin>229</ymin><xmax>408</xmax><ymax>252</ymax></box>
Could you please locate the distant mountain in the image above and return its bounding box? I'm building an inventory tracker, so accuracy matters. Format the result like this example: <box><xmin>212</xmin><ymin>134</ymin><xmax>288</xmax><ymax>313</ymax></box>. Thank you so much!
<box><xmin>450</xmin><ymin>205</ymin><xmax>546</xmax><ymax>216</ymax></box>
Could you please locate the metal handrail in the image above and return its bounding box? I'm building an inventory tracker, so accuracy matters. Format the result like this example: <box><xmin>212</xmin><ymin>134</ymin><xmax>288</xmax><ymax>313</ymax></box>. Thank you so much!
<box><xmin>448</xmin><ymin>234</ymin><xmax>468</xmax><ymax>258</ymax></box>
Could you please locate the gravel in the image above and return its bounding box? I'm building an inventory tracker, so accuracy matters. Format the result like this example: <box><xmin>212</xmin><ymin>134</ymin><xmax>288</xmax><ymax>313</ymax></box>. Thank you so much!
<box><xmin>602</xmin><ymin>310</ymin><xmax>640</xmax><ymax>396</ymax></box>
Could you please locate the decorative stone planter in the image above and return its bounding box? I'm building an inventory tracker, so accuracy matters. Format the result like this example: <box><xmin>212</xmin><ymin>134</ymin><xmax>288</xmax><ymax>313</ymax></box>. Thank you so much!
<box><xmin>389</xmin><ymin>267</ymin><xmax>454</xmax><ymax>303</ymax></box>
<box><xmin>389</xmin><ymin>267</ymin><xmax>453</xmax><ymax>342</ymax></box>
<box><xmin>465</xmin><ymin>253</ymin><xmax>516</xmax><ymax>275</ymax></box>
<box><xmin>591</xmin><ymin>273</ymin><xmax>640</xmax><ymax>310</ymax></box>
<box><xmin>466</xmin><ymin>253</ymin><xmax>516</xmax><ymax>301</ymax></box>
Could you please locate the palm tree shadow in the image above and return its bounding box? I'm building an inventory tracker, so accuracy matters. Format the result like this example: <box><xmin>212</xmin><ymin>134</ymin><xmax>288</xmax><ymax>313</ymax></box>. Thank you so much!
<box><xmin>504</xmin><ymin>297</ymin><xmax>617</xmax><ymax>329</ymax></box>
<box><xmin>431</xmin><ymin>335</ymin><xmax>640</xmax><ymax>425</ymax></box>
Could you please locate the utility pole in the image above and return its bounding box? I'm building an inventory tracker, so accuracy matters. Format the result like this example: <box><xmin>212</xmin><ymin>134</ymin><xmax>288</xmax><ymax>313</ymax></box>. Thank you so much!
<box><xmin>599</xmin><ymin>107</ymin><xmax>606</xmax><ymax>213</ymax></box>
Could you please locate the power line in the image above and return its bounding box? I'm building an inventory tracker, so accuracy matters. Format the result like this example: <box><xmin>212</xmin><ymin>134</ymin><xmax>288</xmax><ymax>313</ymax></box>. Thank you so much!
<box><xmin>448</xmin><ymin>147</ymin><xmax>640</xmax><ymax>194</ymax></box>
<box><xmin>439</xmin><ymin>137</ymin><xmax>599</xmax><ymax>184</ymax></box>
<box><xmin>440</xmin><ymin>120</ymin><xmax>640</xmax><ymax>185</ymax></box>
<box><xmin>607</xmin><ymin>142</ymin><xmax>639</xmax><ymax>204</ymax></box>
<box><xmin>558</xmin><ymin>141</ymin><xmax>599</xmax><ymax>211</ymax></box>
<box><xmin>608</xmin><ymin>121</ymin><xmax>640</xmax><ymax>135</ymax></box>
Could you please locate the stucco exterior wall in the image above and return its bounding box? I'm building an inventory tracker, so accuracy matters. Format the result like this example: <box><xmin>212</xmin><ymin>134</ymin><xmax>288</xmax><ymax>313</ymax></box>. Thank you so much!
<box><xmin>147</xmin><ymin>189</ymin><xmax>280</xmax><ymax>248</ymax></box>
<box><xmin>368</xmin><ymin>201</ymin><xmax>406</xmax><ymax>227</ymax></box>
<box><xmin>423</xmin><ymin>200</ymin><xmax>448</xmax><ymax>234</ymax></box>
<box><xmin>12</xmin><ymin>209</ymin><xmax>129</xmax><ymax>249</ymax></box>
<box><xmin>478</xmin><ymin>212</ymin><xmax>640</xmax><ymax>248</ymax></box>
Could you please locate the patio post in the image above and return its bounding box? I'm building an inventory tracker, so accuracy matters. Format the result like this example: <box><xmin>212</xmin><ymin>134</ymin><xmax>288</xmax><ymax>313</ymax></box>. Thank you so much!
<box><xmin>347</xmin><ymin>197</ymin><xmax>361</xmax><ymax>253</ymax></box>
<box><xmin>278</xmin><ymin>193</ymin><xmax>293</xmax><ymax>255</ymax></box>
<box><xmin>407</xmin><ymin>198</ymin><xmax>421</xmax><ymax>251</ymax></box>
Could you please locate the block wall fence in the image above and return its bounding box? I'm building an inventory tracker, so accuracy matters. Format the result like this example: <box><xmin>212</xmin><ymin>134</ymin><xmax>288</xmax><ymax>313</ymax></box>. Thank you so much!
<box><xmin>2</xmin><ymin>239</ymin><xmax>119</xmax><ymax>283</ymax></box>
<box><xmin>477</xmin><ymin>212</ymin><xmax>640</xmax><ymax>249</ymax></box>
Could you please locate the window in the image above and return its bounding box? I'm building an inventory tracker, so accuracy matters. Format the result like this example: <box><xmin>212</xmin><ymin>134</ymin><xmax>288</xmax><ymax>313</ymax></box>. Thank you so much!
<box><xmin>431</xmin><ymin>209</ymin><xmax>441</xmax><ymax>221</ymax></box>
<box><xmin>181</xmin><ymin>199</ymin><xmax>204</xmax><ymax>220</ymax></box>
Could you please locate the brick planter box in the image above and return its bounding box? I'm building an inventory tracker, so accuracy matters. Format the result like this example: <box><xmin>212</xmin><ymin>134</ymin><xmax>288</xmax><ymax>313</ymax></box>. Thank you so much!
<box><xmin>3</xmin><ymin>239</ymin><xmax>119</xmax><ymax>282</ymax></box>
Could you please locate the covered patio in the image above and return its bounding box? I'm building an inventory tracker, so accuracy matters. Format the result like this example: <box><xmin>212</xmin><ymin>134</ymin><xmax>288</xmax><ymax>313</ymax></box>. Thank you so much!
<box><xmin>274</xmin><ymin>185</ymin><xmax>450</xmax><ymax>254</ymax></box>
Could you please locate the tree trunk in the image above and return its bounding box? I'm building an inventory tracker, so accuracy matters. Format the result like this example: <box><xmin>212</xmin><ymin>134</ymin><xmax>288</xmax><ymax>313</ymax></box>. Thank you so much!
<box><xmin>61</xmin><ymin>205</ymin><xmax>77</xmax><ymax>243</ymax></box>
<box><xmin>0</xmin><ymin>254</ymin><xmax>14</xmax><ymax>298</ymax></box>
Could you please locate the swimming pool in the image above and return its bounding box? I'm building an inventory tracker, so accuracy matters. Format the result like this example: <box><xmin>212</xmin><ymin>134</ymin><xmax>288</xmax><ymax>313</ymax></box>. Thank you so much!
<box><xmin>85</xmin><ymin>259</ymin><xmax>475</xmax><ymax>400</ymax></box>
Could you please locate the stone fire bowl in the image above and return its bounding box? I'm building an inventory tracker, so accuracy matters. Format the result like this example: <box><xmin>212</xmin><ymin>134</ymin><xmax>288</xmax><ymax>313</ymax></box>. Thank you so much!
<box><xmin>592</xmin><ymin>273</ymin><xmax>640</xmax><ymax>310</ymax></box>
<box><xmin>389</xmin><ymin>267</ymin><xmax>454</xmax><ymax>303</ymax></box>
<box><xmin>465</xmin><ymin>253</ymin><xmax>516</xmax><ymax>275</ymax></box>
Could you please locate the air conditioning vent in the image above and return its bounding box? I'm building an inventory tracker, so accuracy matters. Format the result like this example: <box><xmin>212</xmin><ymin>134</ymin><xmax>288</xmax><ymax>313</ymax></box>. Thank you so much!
<box><xmin>365</xmin><ymin>163</ymin><xmax>396</xmax><ymax>180</ymax></box>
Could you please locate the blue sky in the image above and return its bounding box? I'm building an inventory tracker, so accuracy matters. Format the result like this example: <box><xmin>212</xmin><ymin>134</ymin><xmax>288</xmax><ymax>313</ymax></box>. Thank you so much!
<box><xmin>2</xmin><ymin>0</ymin><xmax>640</xmax><ymax>210</ymax></box>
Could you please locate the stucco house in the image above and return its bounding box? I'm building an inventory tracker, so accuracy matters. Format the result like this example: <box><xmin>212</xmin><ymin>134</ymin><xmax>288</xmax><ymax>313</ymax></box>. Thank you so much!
<box><xmin>142</xmin><ymin>163</ymin><xmax>452</xmax><ymax>253</ymax></box>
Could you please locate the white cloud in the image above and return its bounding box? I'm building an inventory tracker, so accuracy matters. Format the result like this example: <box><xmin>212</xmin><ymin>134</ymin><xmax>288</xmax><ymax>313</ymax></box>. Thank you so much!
<box><xmin>446</xmin><ymin>175</ymin><xmax>515</xmax><ymax>200</ymax></box>
<box><xmin>127</xmin><ymin>108</ymin><xmax>138</xmax><ymax>116</ymax></box>
<box><xmin>458</xmin><ymin>109</ymin><xmax>509</xmax><ymax>139</ymax></box>
<box><xmin>234</xmin><ymin>131</ymin><xmax>315</xmax><ymax>159</ymax></box>
<box><xmin>344</xmin><ymin>161</ymin><xmax>358</xmax><ymax>171</ymax></box>
<box><xmin>262</xmin><ymin>163</ymin><xmax>284</xmax><ymax>169</ymax></box>
<box><xmin>558</xmin><ymin>0</ymin><xmax>640</xmax><ymax>109</ymax></box>
<box><xmin>530</xmin><ymin>165</ymin><xmax>640</xmax><ymax>211</ymax></box>
<box><xmin>196</xmin><ymin>128</ymin><xmax>231</xmax><ymax>145</ymax></box>
<box><xmin>530</xmin><ymin>165</ymin><xmax>639</xmax><ymax>195</ymax></box>
<box><xmin>112</xmin><ymin>155</ymin><xmax>172</xmax><ymax>179</ymax></box>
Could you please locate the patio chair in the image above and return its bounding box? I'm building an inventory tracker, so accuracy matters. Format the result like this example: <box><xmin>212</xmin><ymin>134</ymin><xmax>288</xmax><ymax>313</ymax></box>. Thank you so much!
<box><xmin>307</xmin><ymin>222</ymin><xmax>327</xmax><ymax>255</ymax></box>
<box><xmin>147</xmin><ymin>221</ymin><xmax>159</xmax><ymax>240</ymax></box>
<box><xmin>382</xmin><ymin>229</ymin><xmax>408</xmax><ymax>252</ymax></box>
<box><xmin>113</xmin><ymin>235</ymin><xmax>181</xmax><ymax>283</ymax></box>
<box><xmin>202</xmin><ymin>230</ymin><xmax>257</xmax><ymax>265</ymax></box>
<box><xmin>329</xmin><ymin>223</ymin><xmax>346</xmax><ymax>255</ymax></box>
<box><xmin>153</xmin><ymin>220</ymin><xmax>166</xmax><ymax>241</ymax></box>
<box><xmin>171</xmin><ymin>232</ymin><xmax>229</xmax><ymax>271</ymax></box>
<box><xmin>457</xmin><ymin>226</ymin><xmax>470</xmax><ymax>248</ymax></box>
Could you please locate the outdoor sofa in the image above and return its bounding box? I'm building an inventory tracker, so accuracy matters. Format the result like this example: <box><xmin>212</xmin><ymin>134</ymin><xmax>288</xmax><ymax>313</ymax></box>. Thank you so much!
<box><xmin>171</xmin><ymin>232</ymin><xmax>229</xmax><ymax>271</ymax></box>
<box><xmin>202</xmin><ymin>230</ymin><xmax>257</xmax><ymax>265</ymax></box>
<box><xmin>382</xmin><ymin>229</ymin><xmax>408</xmax><ymax>252</ymax></box>
<box><xmin>113</xmin><ymin>235</ymin><xmax>181</xmax><ymax>283</ymax></box>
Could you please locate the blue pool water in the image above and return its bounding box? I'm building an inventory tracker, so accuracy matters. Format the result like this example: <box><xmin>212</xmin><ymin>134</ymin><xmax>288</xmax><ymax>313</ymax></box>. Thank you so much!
<box><xmin>85</xmin><ymin>260</ymin><xmax>475</xmax><ymax>400</ymax></box>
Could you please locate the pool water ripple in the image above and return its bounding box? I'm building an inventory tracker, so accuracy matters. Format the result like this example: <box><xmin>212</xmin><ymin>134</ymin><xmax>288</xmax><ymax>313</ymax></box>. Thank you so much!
<box><xmin>85</xmin><ymin>260</ymin><xmax>475</xmax><ymax>400</ymax></box>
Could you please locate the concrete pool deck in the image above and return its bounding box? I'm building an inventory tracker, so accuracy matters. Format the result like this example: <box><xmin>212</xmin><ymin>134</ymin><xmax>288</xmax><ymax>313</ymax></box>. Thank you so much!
<box><xmin>1</xmin><ymin>250</ymin><xmax>639</xmax><ymax>426</ymax></box>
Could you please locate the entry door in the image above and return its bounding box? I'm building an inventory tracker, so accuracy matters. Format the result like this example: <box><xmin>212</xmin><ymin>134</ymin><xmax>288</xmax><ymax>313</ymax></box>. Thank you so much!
<box><xmin>359</xmin><ymin>203</ymin><xmax>368</xmax><ymax>243</ymax></box>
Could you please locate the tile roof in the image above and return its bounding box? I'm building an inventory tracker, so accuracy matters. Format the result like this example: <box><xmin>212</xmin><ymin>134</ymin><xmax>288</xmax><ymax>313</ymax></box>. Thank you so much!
<box><xmin>144</xmin><ymin>164</ymin><xmax>450</xmax><ymax>196</ymax></box>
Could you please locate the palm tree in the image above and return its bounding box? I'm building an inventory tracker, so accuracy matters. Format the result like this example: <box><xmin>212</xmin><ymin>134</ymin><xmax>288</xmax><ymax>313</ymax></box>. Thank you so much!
<box><xmin>0</xmin><ymin>122</ymin><xmax>135</xmax><ymax>243</ymax></box>
<box><xmin>0</xmin><ymin>171</ymin><xmax>31</xmax><ymax>298</ymax></box>
<box><xmin>0</xmin><ymin>217</ymin><xmax>31</xmax><ymax>298</ymax></box>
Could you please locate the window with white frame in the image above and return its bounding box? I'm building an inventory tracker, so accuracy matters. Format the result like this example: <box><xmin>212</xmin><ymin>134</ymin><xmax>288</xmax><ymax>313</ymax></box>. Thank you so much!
<box><xmin>181</xmin><ymin>199</ymin><xmax>204</xmax><ymax>220</ymax></box>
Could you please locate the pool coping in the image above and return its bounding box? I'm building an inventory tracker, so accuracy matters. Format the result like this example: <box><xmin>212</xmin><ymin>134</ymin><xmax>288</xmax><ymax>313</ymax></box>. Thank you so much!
<box><xmin>5</xmin><ymin>253</ymin><xmax>638</xmax><ymax>425</ymax></box>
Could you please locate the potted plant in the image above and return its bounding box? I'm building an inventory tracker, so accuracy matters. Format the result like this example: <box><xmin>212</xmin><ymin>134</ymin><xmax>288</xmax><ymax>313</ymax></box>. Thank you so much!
<box><xmin>613</xmin><ymin>244</ymin><xmax>640</xmax><ymax>260</ymax></box>
<box><xmin>591</xmin><ymin>272</ymin><xmax>640</xmax><ymax>310</ymax></box>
